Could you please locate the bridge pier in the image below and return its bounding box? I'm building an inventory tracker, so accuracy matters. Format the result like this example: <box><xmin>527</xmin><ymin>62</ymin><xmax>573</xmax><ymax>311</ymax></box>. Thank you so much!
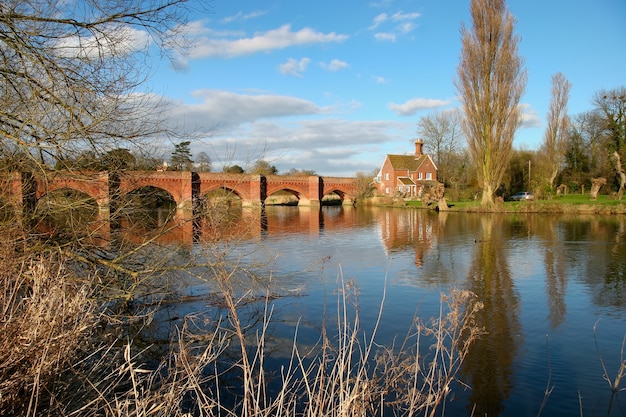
<box><xmin>303</xmin><ymin>176</ymin><xmax>321</xmax><ymax>207</ymax></box>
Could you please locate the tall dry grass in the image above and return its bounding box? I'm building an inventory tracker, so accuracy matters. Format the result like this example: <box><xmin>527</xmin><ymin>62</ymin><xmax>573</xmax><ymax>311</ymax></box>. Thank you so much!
<box><xmin>0</xmin><ymin>227</ymin><xmax>98</xmax><ymax>416</ymax></box>
<box><xmin>0</xmin><ymin>219</ymin><xmax>485</xmax><ymax>416</ymax></box>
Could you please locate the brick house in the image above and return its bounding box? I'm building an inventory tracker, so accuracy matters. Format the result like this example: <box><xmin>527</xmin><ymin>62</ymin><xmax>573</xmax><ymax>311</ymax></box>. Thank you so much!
<box><xmin>374</xmin><ymin>140</ymin><xmax>438</xmax><ymax>197</ymax></box>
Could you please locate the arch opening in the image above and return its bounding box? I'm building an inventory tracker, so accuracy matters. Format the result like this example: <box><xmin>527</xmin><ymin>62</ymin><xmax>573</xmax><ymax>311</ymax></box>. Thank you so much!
<box><xmin>265</xmin><ymin>189</ymin><xmax>301</xmax><ymax>206</ymax></box>
<box><xmin>200</xmin><ymin>187</ymin><xmax>243</xmax><ymax>210</ymax></box>
<box><xmin>322</xmin><ymin>190</ymin><xmax>344</xmax><ymax>206</ymax></box>
<box><xmin>197</xmin><ymin>188</ymin><xmax>246</xmax><ymax>241</ymax></box>
<box><xmin>118</xmin><ymin>186</ymin><xmax>177</xmax><ymax>228</ymax></box>
<box><xmin>35</xmin><ymin>188</ymin><xmax>99</xmax><ymax>235</ymax></box>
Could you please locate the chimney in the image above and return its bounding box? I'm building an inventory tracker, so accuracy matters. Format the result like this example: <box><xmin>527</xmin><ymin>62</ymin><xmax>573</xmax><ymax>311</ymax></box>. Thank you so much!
<box><xmin>414</xmin><ymin>139</ymin><xmax>424</xmax><ymax>158</ymax></box>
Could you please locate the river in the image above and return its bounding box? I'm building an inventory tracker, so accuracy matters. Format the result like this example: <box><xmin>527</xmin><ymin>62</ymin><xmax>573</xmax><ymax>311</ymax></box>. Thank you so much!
<box><xmin>122</xmin><ymin>205</ymin><xmax>626</xmax><ymax>417</ymax></box>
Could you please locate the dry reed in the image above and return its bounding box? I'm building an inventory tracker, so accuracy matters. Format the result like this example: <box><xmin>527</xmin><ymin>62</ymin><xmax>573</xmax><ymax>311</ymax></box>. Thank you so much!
<box><xmin>0</xmin><ymin>221</ymin><xmax>485</xmax><ymax>417</ymax></box>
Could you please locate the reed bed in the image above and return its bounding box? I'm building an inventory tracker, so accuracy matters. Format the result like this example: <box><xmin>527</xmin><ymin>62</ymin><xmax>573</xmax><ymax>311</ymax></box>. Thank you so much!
<box><xmin>0</xmin><ymin>224</ymin><xmax>485</xmax><ymax>417</ymax></box>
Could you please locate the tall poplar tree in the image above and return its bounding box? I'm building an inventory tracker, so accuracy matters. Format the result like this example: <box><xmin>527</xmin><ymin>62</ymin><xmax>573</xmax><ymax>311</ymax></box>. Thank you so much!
<box><xmin>455</xmin><ymin>0</ymin><xmax>527</xmax><ymax>207</ymax></box>
<box><xmin>540</xmin><ymin>72</ymin><xmax>572</xmax><ymax>191</ymax></box>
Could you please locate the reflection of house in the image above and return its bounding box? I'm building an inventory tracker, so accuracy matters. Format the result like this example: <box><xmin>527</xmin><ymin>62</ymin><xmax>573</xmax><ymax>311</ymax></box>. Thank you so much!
<box><xmin>374</xmin><ymin>140</ymin><xmax>438</xmax><ymax>197</ymax></box>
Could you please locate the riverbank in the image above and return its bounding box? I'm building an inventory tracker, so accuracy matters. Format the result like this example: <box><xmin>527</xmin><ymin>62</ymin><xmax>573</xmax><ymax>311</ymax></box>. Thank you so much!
<box><xmin>404</xmin><ymin>194</ymin><xmax>626</xmax><ymax>214</ymax></box>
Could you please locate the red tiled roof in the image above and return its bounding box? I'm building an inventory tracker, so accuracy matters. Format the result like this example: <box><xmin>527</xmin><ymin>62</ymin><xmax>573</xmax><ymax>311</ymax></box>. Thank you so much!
<box><xmin>387</xmin><ymin>154</ymin><xmax>427</xmax><ymax>171</ymax></box>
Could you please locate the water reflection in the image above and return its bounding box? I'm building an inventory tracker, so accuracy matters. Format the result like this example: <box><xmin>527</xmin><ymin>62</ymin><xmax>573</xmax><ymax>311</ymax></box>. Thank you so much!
<box><xmin>462</xmin><ymin>215</ymin><xmax>520</xmax><ymax>416</ymax></box>
<box><xmin>40</xmin><ymin>205</ymin><xmax>626</xmax><ymax>416</ymax></box>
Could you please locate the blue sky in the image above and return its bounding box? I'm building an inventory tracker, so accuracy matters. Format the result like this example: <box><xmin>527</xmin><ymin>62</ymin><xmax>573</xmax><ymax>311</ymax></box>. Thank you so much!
<box><xmin>146</xmin><ymin>0</ymin><xmax>626</xmax><ymax>177</ymax></box>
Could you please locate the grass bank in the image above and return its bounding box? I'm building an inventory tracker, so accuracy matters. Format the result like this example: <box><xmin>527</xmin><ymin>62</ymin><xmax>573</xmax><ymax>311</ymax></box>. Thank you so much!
<box><xmin>406</xmin><ymin>194</ymin><xmax>626</xmax><ymax>214</ymax></box>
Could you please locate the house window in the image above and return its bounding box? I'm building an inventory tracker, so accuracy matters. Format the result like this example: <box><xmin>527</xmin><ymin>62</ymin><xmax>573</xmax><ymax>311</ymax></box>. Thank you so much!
<box><xmin>426</xmin><ymin>172</ymin><xmax>432</xmax><ymax>180</ymax></box>
<box><xmin>418</xmin><ymin>172</ymin><xmax>423</xmax><ymax>180</ymax></box>
<box><xmin>385</xmin><ymin>173</ymin><xmax>390</xmax><ymax>181</ymax></box>
<box><xmin>385</xmin><ymin>187</ymin><xmax>390</xmax><ymax>194</ymax></box>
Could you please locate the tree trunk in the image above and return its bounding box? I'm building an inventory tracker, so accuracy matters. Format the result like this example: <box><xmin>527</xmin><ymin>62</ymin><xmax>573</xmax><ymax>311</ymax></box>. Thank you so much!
<box><xmin>613</xmin><ymin>151</ymin><xmax>625</xmax><ymax>200</ymax></box>
<box><xmin>481</xmin><ymin>182</ymin><xmax>495</xmax><ymax>207</ymax></box>
<box><xmin>590</xmin><ymin>178</ymin><xmax>607</xmax><ymax>200</ymax></box>
<box><xmin>548</xmin><ymin>167</ymin><xmax>558</xmax><ymax>191</ymax></box>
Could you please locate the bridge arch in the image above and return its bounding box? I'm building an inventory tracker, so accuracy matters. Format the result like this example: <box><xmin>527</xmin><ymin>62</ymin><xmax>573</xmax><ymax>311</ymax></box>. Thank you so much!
<box><xmin>200</xmin><ymin>184</ymin><xmax>245</xmax><ymax>201</ymax></box>
<box><xmin>322</xmin><ymin>177</ymin><xmax>357</xmax><ymax>206</ymax></box>
<box><xmin>265</xmin><ymin>175</ymin><xmax>320</xmax><ymax>206</ymax></box>
<box><xmin>265</xmin><ymin>188</ymin><xmax>306</xmax><ymax>205</ymax></box>
<box><xmin>34</xmin><ymin>187</ymin><xmax>101</xmax><ymax>234</ymax></box>
<box><xmin>197</xmin><ymin>173</ymin><xmax>265</xmax><ymax>207</ymax></box>
<box><xmin>118</xmin><ymin>171</ymin><xmax>193</xmax><ymax>211</ymax></box>
<box><xmin>34</xmin><ymin>172</ymin><xmax>109</xmax><ymax>212</ymax></box>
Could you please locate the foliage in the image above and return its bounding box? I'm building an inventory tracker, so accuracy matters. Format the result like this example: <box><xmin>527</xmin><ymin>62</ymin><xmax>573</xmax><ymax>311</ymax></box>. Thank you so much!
<box><xmin>249</xmin><ymin>159</ymin><xmax>278</xmax><ymax>175</ymax></box>
<box><xmin>170</xmin><ymin>141</ymin><xmax>194</xmax><ymax>171</ymax></box>
<box><xmin>353</xmin><ymin>169</ymin><xmax>378</xmax><ymax>201</ymax></box>
<box><xmin>223</xmin><ymin>164</ymin><xmax>245</xmax><ymax>174</ymax></box>
<box><xmin>287</xmin><ymin>168</ymin><xmax>317</xmax><ymax>176</ymax></box>
<box><xmin>455</xmin><ymin>0</ymin><xmax>527</xmax><ymax>207</ymax></box>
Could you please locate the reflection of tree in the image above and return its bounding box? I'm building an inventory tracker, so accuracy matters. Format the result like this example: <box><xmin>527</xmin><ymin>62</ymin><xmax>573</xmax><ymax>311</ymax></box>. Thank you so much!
<box><xmin>462</xmin><ymin>216</ymin><xmax>520</xmax><ymax>416</ymax></box>
<box><xmin>529</xmin><ymin>215</ymin><xmax>569</xmax><ymax>329</ymax></box>
<box><xmin>584</xmin><ymin>217</ymin><xmax>626</xmax><ymax>308</ymax></box>
<box><xmin>544</xmin><ymin>248</ymin><xmax>567</xmax><ymax>328</ymax></box>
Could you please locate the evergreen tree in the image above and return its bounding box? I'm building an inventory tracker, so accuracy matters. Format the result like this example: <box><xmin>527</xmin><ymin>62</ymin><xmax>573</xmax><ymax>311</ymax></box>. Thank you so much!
<box><xmin>170</xmin><ymin>141</ymin><xmax>193</xmax><ymax>171</ymax></box>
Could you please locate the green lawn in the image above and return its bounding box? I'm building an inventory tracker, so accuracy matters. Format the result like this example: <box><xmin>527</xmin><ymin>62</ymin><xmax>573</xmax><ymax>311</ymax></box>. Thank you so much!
<box><xmin>405</xmin><ymin>194</ymin><xmax>626</xmax><ymax>214</ymax></box>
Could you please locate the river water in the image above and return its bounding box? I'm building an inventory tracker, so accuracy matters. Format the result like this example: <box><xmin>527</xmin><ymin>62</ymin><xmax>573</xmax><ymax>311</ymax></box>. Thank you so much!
<box><xmin>130</xmin><ymin>205</ymin><xmax>626</xmax><ymax>417</ymax></box>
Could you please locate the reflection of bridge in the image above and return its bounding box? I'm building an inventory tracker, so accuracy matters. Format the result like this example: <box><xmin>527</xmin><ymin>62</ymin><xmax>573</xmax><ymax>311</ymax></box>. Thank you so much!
<box><xmin>0</xmin><ymin>171</ymin><xmax>357</xmax><ymax>217</ymax></box>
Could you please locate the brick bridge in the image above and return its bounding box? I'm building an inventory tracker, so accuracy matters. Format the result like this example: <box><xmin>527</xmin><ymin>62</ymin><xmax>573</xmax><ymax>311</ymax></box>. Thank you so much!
<box><xmin>0</xmin><ymin>171</ymin><xmax>358</xmax><ymax>217</ymax></box>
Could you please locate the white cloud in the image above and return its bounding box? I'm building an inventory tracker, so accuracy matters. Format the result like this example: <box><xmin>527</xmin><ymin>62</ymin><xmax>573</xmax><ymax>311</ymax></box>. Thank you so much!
<box><xmin>397</xmin><ymin>22</ymin><xmax>416</xmax><ymax>34</ymax></box>
<box><xmin>221</xmin><ymin>10</ymin><xmax>267</xmax><ymax>24</ymax></box>
<box><xmin>321</xmin><ymin>59</ymin><xmax>349</xmax><ymax>72</ymax></box>
<box><xmin>155</xmin><ymin>90</ymin><xmax>324</xmax><ymax>135</ymax></box>
<box><xmin>373</xmin><ymin>75</ymin><xmax>388</xmax><ymax>84</ymax></box>
<box><xmin>369</xmin><ymin>10</ymin><xmax>421</xmax><ymax>40</ymax></box>
<box><xmin>388</xmin><ymin>98</ymin><xmax>451</xmax><ymax>116</ymax></box>
<box><xmin>391</xmin><ymin>12</ymin><xmax>421</xmax><ymax>21</ymax></box>
<box><xmin>279</xmin><ymin>58</ymin><xmax>311</xmax><ymax>77</ymax></box>
<box><xmin>209</xmin><ymin>118</ymin><xmax>411</xmax><ymax>175</ymax></box>
<box><xmin>138</xmin><ymin>90</ymin><xmax>414</xmax><ymax>176</ymax></box>
<box><xmin>55</xmin><ymin>25</ymin><xmax>150</xmax><ymax>59</ymax></box>
<box><xmin>374</xmin><ymin>32</ymin><xmax>396</xmax><ymax>42</ymax></box>
<box><xmin>188</xmin><ymin>24</ymin><xmax>348</xmax><ymax>58</ymax></box>
<box><xmin>369</xmin><ymin>13</ymin><xmax>388</xmax><ymax>29</ymax></box>
<box><xmin>519</xmin><ymin>103</ymin><xmax>542</xmax><ymax>128</ymax></box>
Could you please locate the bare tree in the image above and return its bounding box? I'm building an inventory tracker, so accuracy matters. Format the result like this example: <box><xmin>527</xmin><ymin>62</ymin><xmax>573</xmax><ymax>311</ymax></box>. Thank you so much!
<box><xmin>196</xmin><ymin>151</ymin><xmax>212</xmax><ymax>172</ymax></box>
<box><xmin>0</xmin><ymin>0</ymin><xmax>197</xmax><ymax>171</ymax></box>
<box><xmin>416</xmin><ymin>109</ymin><xmax>464</xmax><ymax>185</ymax></box>
<box><xmin>593</xmin><ymin>87</ymin><xmax>626</xmax><ymax>198</ymax></box>
<box><xmin>455</xmin><ymin>0</ymin><xmax>527</xmax><ymax>207</ymax></box>
<box><xmin>540</xmin><ymin>72</ymin><xmax>572</xmax><ymax>191</ymax></box>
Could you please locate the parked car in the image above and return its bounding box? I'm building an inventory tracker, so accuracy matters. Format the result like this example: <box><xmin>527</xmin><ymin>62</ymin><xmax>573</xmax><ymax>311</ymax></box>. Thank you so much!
<box><xmin>510</xmin><ymin>191</ymin><xmax>533</xmax><ymax>201</ymax></box>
